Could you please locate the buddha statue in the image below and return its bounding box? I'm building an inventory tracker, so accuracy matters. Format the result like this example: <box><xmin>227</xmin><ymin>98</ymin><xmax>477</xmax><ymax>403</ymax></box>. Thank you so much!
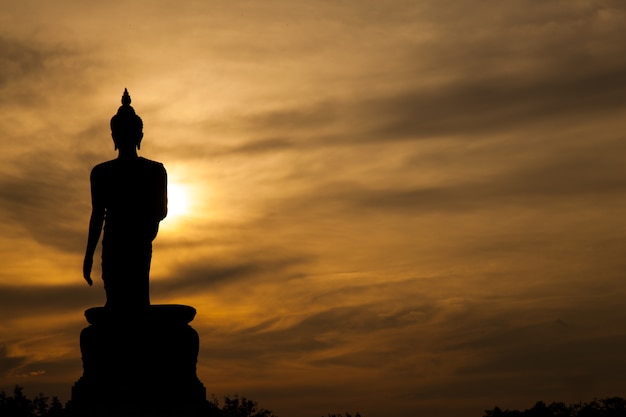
<box><xmin>83</xmin><ymin>89</ymin><xmax>168</xmax><ymax>309</ymax></box>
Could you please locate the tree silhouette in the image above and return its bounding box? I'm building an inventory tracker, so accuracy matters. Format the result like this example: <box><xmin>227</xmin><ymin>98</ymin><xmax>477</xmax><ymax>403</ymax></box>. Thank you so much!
<box><xmin>1</xmin><ymin>387</ymin><xmax>286</xmax><ymax>417</ymax></box>
<box><xmin>1</xmin><ymin>386</ymin><xmax>365</xmax><ymax>417</ymax></box>
<box><xmin>217</xmin><ymin>394</ymin><xmax>277</xmax><ymax>417</ymax></box>
<box><xmin>484</xmin><ymin>397</ymin><xmax>626</xmax><ymax>417</ymax></box>
<box><xmin>0</xmin><ymin>386</ymin><xmax>64</xmax><ymax>417</ymax></box>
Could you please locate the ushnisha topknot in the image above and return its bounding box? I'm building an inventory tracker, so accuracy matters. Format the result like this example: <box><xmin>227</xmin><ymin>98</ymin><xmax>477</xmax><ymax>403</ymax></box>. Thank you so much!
<box><xmin>121</xmin><ymin>88</ymin><xmax>132</xmax><ymax>106</ymax></box>
<box><xmin>110</xmin><ymin>88</ymin><xmax>143</xmax><ymax>149</ymax></box>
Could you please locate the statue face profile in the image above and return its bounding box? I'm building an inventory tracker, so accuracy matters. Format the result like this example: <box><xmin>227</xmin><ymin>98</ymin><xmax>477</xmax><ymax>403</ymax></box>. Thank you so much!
<box><xmin>83</xmin><ymin>89</ymin><xmax>168</xmax><ymax>310</ymax></box>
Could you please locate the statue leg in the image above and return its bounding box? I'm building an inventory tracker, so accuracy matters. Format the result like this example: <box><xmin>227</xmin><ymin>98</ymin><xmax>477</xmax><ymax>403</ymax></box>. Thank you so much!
<box><xmin>102</xmin><ymin>242</ymin><xmax>151</xmax><ymax>309</ymax></box>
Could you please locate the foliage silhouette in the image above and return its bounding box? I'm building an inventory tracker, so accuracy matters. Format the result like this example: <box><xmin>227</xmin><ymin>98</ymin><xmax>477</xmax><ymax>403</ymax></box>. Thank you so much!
<box><xmin>10</xmin><ymin>386</ymin><xmax>626</xmax><ymax>417</ymax></box>
<box><xmin>213</xmin><ymin>394</ymin><xmax>277</xmax><ymax>417</ymax></box>
<box><xmin>0</xmin><ymin>386</ymin><xmax>64</xmax><ymax>417</ymax></box>
<box><xmin>2</xmin><ymin>387</ymin><xmax>287</xmax><ymax>417</ymax></box>
<box><xmin>2</xmin><ymin>386</ymin><xmax>364</xmax><ymax>417</ymax></box>
<box><xmin>484</xmin><ymin>397</ymin><xmax>626</xmax><ymax>417</ymax></box>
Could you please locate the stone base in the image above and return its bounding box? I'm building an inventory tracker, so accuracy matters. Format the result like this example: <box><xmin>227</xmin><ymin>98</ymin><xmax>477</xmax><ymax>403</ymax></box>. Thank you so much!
<box><xmin>68</xmin><ymin>305</ymin><xmax>211</xmax><ymax>417</ymax></box>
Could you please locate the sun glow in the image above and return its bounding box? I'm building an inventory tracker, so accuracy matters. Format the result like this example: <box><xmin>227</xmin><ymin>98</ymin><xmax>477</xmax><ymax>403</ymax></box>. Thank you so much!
<box><xmin>166</xmin><ymin>182</ymin><xmax>191</xmax><ymax>220</ymax></box>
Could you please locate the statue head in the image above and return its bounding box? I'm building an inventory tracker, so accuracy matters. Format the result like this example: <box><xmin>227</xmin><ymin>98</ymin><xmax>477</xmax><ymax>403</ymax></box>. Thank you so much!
<box><xmin>110</xmin><ymin>88</ymin><xmax>144</xmax><ymax>151</ymax></box>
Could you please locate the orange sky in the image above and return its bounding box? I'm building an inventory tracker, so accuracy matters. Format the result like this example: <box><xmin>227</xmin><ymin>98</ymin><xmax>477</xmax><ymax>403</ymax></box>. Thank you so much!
<box><xmin>2</xmin><ymin>1</ymin><xmax>626</xmax><ymax>416</ymax></box>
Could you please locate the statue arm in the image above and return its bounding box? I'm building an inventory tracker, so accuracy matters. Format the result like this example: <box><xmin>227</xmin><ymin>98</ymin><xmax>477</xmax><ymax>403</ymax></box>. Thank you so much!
<box><xmin>84</xmin><ymin>207</ymin><xmax>105</xmax><ymax>259</ymax></box>
<box><xmin>83</xmin><ymin>169</ymin><xmax>106</xmax><ymax>286</ymax></box>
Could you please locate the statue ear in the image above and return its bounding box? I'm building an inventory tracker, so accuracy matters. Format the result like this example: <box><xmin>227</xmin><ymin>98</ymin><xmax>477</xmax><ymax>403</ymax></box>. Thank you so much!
<box><xmin>137</xmin><ymin>132</ymin><xmax>144</xmax><ymax>150</ymax></box>
<box><xmin>112</xmin><ymin>133</ymin><xmax>118</xmax><ymax>150</ymax></box>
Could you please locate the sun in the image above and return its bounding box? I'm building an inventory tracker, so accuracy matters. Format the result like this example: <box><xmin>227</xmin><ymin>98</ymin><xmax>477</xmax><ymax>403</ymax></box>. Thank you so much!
<box><xmin>167</xmin><ymin>182</ymin><xmax>191</xmax><ymax>220</ymax></box>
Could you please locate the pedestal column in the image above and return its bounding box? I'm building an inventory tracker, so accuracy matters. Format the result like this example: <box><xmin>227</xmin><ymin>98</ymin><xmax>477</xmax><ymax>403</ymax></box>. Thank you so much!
<box><xmin>69</xmin><ymin>305</ymin><xmax>210</xmax><ymax>417</ymax></box>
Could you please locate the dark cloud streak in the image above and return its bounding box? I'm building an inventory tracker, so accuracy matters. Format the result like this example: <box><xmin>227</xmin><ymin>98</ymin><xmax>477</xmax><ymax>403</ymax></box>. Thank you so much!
<box><xmin>0</xmin><ymin>283</ymin><xmax>102</xmax><ymax>318</ymax></box>
<box><xmin>173</xmin><ymin>57</ymin><xmax>626</xmax><ymax>159</ymax></box>
<box><xmin>0</xmin><ymin>345</ymin><xmax>27</xmax><ymax>378</ymax></box>
<box><xmin>0</xmin><ymin>36</ymin><xmax>48</xmax><ymax>88</ymax></box>
<box><xmin>278</xmin><ymin>151</ymin><xmax>626</xmax><ymax>217</ymax></box>
<box><xmin>0</xmin><ymin>151</ymin><xmax>90</xmax><ymax>254</ymax></box>
<box><xmin>153</xmin><ymin>253</ymin><xmax>312</xmax><ymax>297</ymax></box>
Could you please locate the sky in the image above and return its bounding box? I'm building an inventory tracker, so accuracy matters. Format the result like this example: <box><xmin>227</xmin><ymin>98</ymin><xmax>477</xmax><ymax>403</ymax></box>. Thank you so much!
<box><xmin>1</xmin><ymin>1</ymin><xmax>626</xmax><ymax>416</ymax></box>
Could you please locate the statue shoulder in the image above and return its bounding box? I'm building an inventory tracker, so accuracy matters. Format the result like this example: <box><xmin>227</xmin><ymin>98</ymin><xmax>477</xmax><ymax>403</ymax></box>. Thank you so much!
<box><xmin>138</xmin><ymin>157</ymin><xmax>166</xmax><ymax>172</ymax></box>
<box><xmin>90</xmin><ymin>160</ymin><xmax>117</xmax><ymax>178</ymax></box>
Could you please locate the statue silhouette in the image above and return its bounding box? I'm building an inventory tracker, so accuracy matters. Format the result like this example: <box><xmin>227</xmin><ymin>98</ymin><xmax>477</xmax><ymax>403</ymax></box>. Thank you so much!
<box><xmin>83</xmin><ymin>89</ymin><xmax>167</xmax><ymax>309</ymax></box>
<box><xmin>71</xmin><ymin>90</ymin><xmax>207</xmax><ymax>417</ymax></box>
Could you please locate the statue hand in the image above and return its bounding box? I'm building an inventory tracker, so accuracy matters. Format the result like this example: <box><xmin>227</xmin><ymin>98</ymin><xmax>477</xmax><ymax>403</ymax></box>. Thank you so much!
<box><xmin>83</xmin><ymin>256</ymin><xmax>94</xmax><ymax>286</ymax></box>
